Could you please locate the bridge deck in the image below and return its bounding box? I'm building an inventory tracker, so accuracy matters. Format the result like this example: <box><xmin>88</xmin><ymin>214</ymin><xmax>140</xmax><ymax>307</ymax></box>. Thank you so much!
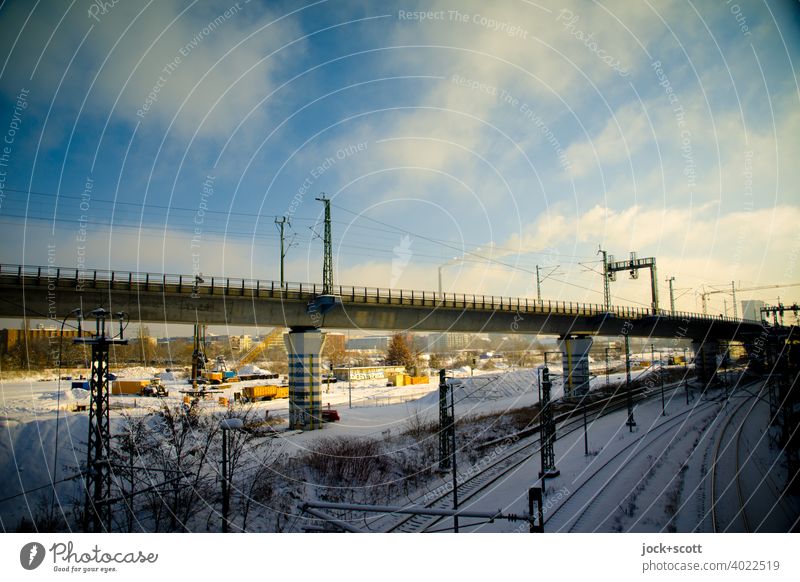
<box><xmin>0</xmin><ymin>264</ymin><xmax>765</xmax><ymax>340</ymax></box>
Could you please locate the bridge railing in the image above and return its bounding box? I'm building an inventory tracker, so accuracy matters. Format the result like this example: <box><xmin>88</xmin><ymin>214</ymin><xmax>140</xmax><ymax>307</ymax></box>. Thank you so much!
<box><xmin>0</xmin><ymin>263</ymin><xmax>762</xmax><ymax>325</ymax></box>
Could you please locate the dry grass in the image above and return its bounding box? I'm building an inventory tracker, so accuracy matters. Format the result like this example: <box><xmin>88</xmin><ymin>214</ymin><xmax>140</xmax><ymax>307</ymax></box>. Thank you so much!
<box><xmin>302</xmin><ymin>436</ymin><xmax>385</xmax><ymax>486</ymax></box>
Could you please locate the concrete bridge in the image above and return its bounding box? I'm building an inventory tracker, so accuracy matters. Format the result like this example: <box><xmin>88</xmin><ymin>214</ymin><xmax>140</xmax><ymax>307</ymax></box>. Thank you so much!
<box><xmin>0</xmin><ymin>264</ymin><xmax>764</xmax><ymax>340</ymax></box>
<box><xmin>1</xmin><ymin>264</ymin><xmax>769</xmax><ymax>430</ymax></box>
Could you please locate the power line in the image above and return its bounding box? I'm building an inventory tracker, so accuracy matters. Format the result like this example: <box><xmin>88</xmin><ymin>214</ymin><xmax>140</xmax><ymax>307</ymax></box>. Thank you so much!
<box><xmin>0</xmin><ymin>472</ymin><xmax>85</xmax><ymax>505</ymax></box>
<box><xmin>3</xmin><ymin>186</ymin><xmax>599</xmax><ymax>260</ymax></box>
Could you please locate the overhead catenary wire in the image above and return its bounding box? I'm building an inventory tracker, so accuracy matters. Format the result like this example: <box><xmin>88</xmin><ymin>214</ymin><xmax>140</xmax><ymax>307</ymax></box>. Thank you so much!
<box><xmin>2</xmin><ymin>186</ymin><xmax>598</xmax><ymax>260</ymax></box>
<box><xmin>0</xmin><ymin>472</ymin><xmax>86</xmax><ymax>505</ymax></box>
<box><xmin>10</xmin><ymin>186</ymin><xmax>794</xmax><ymax>303</ymax></box>
<box><xmin>3</xmin><ymin>188</ymin><xmax>682</xmax><ymax>308</ymax></box>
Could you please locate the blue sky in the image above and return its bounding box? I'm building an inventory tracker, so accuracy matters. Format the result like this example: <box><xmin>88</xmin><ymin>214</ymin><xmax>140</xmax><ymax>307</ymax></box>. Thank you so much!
<box><xmin>0</xmin><ymin>0</ymin><xmax>798</xmax><ymax>316</ymax></box>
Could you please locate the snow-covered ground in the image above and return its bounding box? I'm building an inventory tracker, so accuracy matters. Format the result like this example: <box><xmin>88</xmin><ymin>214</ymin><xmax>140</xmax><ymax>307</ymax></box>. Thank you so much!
<box><xmin>0</xmin><ymin>360</ymin><xmax>667</xmax><ymax>530</ymax></box>
<box><xmin>412</xmin><ymin>374</ymin><xmax>797</xmax><ymax>533</ymax></box>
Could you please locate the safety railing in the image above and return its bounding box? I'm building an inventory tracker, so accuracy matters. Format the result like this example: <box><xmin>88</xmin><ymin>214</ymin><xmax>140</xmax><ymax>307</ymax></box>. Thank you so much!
<box><xmin>0</xmin><ymin>263</ymin><xmax>763</xmax><ymax>326</ymax></box>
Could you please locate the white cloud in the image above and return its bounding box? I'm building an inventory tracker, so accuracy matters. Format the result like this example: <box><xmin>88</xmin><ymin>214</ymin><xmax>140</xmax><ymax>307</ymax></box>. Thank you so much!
<box><xmin>1</xmin><ymin>1</ymin><xmax>304</xmax><ymax>139</ymax></box>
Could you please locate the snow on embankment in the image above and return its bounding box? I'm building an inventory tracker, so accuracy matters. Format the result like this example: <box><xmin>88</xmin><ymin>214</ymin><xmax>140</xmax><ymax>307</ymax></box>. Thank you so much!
<box><xmin>0</xmin><ymin>413</ymin><xmax>89</xmax><ymax>528</ymax></box>
<box><xmin>412</xmin><ymin>368</ymin><xmax>564</xmax><ymax>418</ymax></box>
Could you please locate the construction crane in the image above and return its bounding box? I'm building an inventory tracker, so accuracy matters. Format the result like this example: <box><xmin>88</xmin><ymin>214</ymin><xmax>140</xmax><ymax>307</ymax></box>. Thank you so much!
<box><xmin>238</xmin><ymin>327</ymin><xmax>286</xmax><ymax>367</ymax></box>
<box><xmin>700</xmin><ymin>282</ymin><xmax>800</xmax><ymax>315</ymax></box>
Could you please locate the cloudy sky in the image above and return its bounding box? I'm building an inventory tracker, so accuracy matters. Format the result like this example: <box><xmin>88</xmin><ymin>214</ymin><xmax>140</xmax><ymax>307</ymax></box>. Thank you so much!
<box><xmin>0</xmin><ymin>0</ymin><xmax>798</xmax><ymax>317</ymax></box>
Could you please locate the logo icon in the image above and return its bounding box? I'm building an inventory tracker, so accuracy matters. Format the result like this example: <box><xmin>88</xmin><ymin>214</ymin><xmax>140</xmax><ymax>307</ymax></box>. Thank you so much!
<box><xmin>20</xmin><ymin>542</ymin><xmax>46</xmax><ymax>570</ymax></box>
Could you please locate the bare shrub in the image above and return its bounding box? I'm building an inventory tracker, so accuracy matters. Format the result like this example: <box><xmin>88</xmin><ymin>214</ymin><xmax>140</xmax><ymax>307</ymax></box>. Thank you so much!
<box><xmin>402</xmin><ymin>410</ymin><xmax>436</xmax><ymax>439</ymax></box>
<box><xmin>302</xmin><ymin>437</ymin><xmax>384</xmax><ymax>486</ymax></box>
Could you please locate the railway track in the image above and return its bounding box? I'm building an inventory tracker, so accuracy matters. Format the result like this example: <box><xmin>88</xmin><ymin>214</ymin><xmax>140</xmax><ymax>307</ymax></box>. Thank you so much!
<box><xmin>544</xmin><ymin>398</ymin><xmax>721</xmax><ymax>533</ymax></box>
<box><xmin>710</xmin><ymin>394</ymin><xmax>759</xmax><ymax>532</ymax></box>
<box><xmin>382</xmin><ymin>381</ymin><xmax>688</xmax><ymax>533</ymax></box>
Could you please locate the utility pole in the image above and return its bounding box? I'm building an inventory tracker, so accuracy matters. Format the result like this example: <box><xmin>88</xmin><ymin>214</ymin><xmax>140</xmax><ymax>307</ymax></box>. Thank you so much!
<box><xmin>731</xmin><ymin>281</ymin><xmax>738</xmax><ymax>319</ymax></box>
<box><xmin>583</xmin><ymin>395</ymin><xmax>589</xmax><ymax>456</ymax></box>
<box><xmin>667</xmin><ymin>276</ymin><xmax>676</xmax><ymax>314</ymax></box>
<box><xmin>625</xmin><ymin>334</ymin><xmax>636</xmax><ymax>432</ymax></box>
<box><xmin>536</xmin><ymin>265</ymin><xmax>541</xmax><ymax>301</ymax></box>
<box><xmin>275</xmin><ymin>216</ymin><xmax>290</xmax><ymax>287</ymax></box>
<box><xmin>438</xmin><ymin>369</ymin><xmax>452</xmax><ymax>470</ymax></box>
<box><xmin>534</xmin><ymin>264</ymin><xmax>561</xmax><ymax>302</ymax></box>
<box><xmin>652</xmin><ymin>343</ymin><xmax>665</xmax><ymax>416</ymax></box>
<box><xmin>75</xmin><ymin>308</ymin><xmax>128</xmax><ymax>532</ymax></box>
<box><xmin>222</xmin><ymin>423</ymin><xmax>229</xmax><ymax>533</ymax></box>
<box><xmin>538</xmin><ymin>365</ymin><xmax>559</xmax><ymax>490</ymax></box>
<box><xmin>605</xmin><ymin>346</ymin><xmax>611</xmax><ymax>387</ymax></box>
<box><xmin>315</xmin><ymin>194</ymin><xmax>333</xmax><ymax>294</ymax></box>
<box><xmin>598</xmin><ymin>247</ymin><xmax>611</xmax><ymax>311</ymax></box>
<box><xmin>450</xmin><ymin>382</ymin><xmax>458</xmax><ymax>533</ymax></box>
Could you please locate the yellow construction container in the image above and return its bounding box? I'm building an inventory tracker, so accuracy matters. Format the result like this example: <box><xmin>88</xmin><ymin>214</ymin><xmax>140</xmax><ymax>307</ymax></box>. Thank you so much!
<box><xmin>218</xmin><ymin>397</ymin><xmax>229</xmax><ymax>407</ymax></box>
<box><xmin>111</xmin><ymin>379</ymin><xmax>149</xmax><ymax>395</ymax></box>
<box><xmin>205</xmin><ymin>371</ymin><xmax>224</xmax><ymax>384</ymax></box>
<box><xmin>242</xmin><ymin>385</ymin><xmax>278</xmax><ymax>401</ymax></box>
<box><xmin>276</xmin><ymin>386</ymin><xmax>289</xmax><ymax>399</ymax></box>
<box><xmin>410</xmin><ymin>375</ymin><xmax>429</xmax><ymax>385</ymax></box>
<box><xmin>392</xmin><ymin>374</ymin><xmax>406</xmax><ymax>386</ymax></box>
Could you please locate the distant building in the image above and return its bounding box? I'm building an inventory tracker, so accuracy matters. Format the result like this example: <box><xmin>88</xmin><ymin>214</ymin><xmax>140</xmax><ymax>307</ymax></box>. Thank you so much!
<box><xmin>427</xmin><ymin>332</ymin><xmax>472</xmax><ymax>352</ymax></box>
<box><xmin>346</xmin><ymin>335</ymin><xmax>391</xmax><ymax>351</ymax></box>
<box><xmin>0</xmin><ymin>327</ymin><xmax>90</xmax><ymax>355</ymax></box>
<box><xmin>741</xmin><ymin>300</ymin><xmax>765</xmax><ymax>321</ymax></box>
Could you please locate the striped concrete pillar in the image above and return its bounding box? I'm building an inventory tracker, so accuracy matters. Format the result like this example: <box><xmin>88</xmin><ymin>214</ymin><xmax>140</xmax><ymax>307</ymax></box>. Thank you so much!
<box><xmin>284</xmin><ymin>330</ymin><xmax>326</xmax><ymax>430</ymax></box>
<box><xmin>559</xmin><ymin>336</ymin><xmax>593</xmax><ymax>398</ymax></box>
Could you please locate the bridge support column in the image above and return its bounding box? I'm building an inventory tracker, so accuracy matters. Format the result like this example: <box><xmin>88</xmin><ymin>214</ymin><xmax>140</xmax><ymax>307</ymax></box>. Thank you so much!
<box><xmin>559</xmin><ymin>336</ymin><xmax>593</xmax><ymax>398</ymax></box>
<box><xmin>692</xmin><ymin>339</ymin><xmax>719</xmax><ymax>387</ymax></box>
<box><xmin>285</xmin><ymin>329</ymin><xmax>326</xmax><ymax>430</ymax></box>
